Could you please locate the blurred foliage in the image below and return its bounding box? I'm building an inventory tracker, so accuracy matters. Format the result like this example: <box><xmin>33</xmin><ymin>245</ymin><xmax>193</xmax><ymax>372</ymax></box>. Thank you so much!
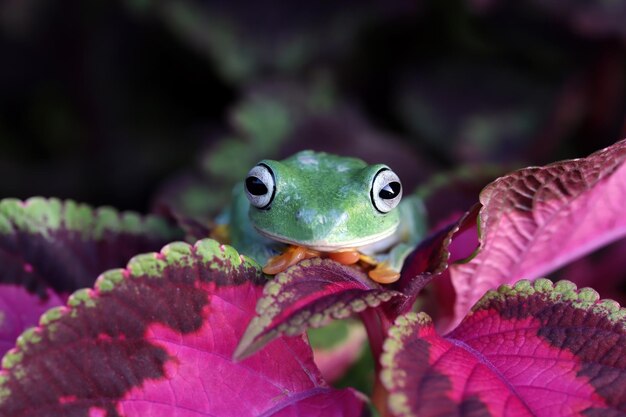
<box><xmin>1</xmin><ymin>0</ymin><xmax>625</xmax><ymax>394</ymax></box>
<box><xmin>0</xmin><ymin>0</ymin><xmax>624</xmax><ymax>215</ymax></box>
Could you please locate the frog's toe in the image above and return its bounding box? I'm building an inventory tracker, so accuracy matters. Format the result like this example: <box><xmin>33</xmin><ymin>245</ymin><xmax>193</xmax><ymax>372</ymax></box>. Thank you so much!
<box><xmin>328</xmin><ymin>251</ymin><xmax>361</xmax><ymax>265</ymax></box>
<box><xmin>368</xmin><ymin>262</ymin><xmax>401</xmax><ymax>284</ymax></box>
<box><xmin>262</xmin><ymin>245</ymin><xmax>317</xmax><ymax>275</ymax></box>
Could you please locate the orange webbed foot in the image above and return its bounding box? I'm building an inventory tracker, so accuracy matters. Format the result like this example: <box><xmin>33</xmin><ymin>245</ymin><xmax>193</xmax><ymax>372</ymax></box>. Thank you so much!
<box><xmin>368</xmin><ymin>262</ymin><xmax>401</xmax><ymax>284</ymax></box>
<box><xmin>262</xmin><ymin>245</ymin><xmax>319</xmax><ymax>275</ymax></box>
<box><xmin>328</xmin><ymin>250</ymin><xmax>361</xmax><ymax>265</ymax></box>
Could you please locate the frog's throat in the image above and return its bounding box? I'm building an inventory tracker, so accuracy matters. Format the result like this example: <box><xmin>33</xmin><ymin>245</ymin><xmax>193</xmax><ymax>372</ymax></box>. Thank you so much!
<box><xmin>252</xmin><ymin>224</ymin><xmax>400</xmax><ymax>253</ymax></box>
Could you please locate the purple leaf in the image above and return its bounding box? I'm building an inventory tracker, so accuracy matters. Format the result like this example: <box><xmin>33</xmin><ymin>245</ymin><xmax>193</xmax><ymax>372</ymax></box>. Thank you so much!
<box><xmin>381</xmin><ymin>279</ymin><xmax>626</xmax><ymax>417</ymax></box>
<box><xmin>449</xmin><ymin>138</ymin><xmax>626</xmax><ymax>329</ymax></box>
<box><xmin>0</xmin><ymin>239</ymin><xmax>368</xmax><ymax>416</ymax></box>
<box><xmin>391</xmin><ymin>206</ymin><xmax>480</xmax><ymax>319</ymax></box>
<box><xmin>235</xmin><ymin>258</ymin><xmax>405</xmax><ymax>361</ymax></box>
<box><xmin>418</xmin><ymin>165</ymin><xmax>506</xmax><ymax>227</ymax></box>
<box><xmin>0</xmin><ymin>197</ymin><xmax>182</xmax><ymax>295</ymax></box>
<box><xmin>0</xmin><ymin>285</ymin><xmax>65</xmax><ymax>356</ymax></box>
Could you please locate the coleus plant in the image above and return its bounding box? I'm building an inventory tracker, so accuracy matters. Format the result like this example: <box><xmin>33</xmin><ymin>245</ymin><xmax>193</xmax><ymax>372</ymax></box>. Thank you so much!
<box><xmin>0</xmin><ymin>139</ymin><xmax>625</xmax><ymax>416</ymax></box>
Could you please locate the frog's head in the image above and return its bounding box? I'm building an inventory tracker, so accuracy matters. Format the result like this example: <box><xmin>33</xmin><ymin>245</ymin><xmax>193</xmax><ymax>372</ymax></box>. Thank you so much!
<box><xmin>243</xmin><ymin>151</ymin><xmax>402</xmax><ymax>252</ymax></box>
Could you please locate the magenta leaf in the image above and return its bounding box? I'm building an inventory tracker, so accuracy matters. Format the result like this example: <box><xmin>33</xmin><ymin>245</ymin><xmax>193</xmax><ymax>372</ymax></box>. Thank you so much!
<box><xmin>0</xmin><ymin>239</ymin><xmax>368</xmax><ymax>417</ymax></box>
<box><xmin>0</xmin><ymin>285</ymin><xmax>65</xmax><ymax>356</ymax></box>
<box><xmin>450</xmin><ymin>138</ymin><xmax>626</xmax><ymax>328</ymax></box>
<box><xmin>381</xmin><ymin>279</ymin><xmax>626</xmax><ymax>417</ymax></box>
<box><xmin>0</xmin><ymin>197</ymin><xmax>182</xmax><ymax>295</ymax></box>
<box><xmin>390</xmin><ymin>206</ymin><xmax>480</xmax><ymax>320</ymax></box>
<box><xmin>235</xmin><ymin>258</ymin><xmax>405</xmax><ymax>361</ymax></box>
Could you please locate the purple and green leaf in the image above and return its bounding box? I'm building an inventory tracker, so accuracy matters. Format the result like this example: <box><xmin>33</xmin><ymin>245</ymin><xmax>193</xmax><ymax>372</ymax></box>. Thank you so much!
<box><xmin>0</xmin><ymin>286</ymin><xmax>65</xmax><ymax>356</ymax></box>
<box><xmin>381</xmin><ymin>279</ymin><xmax>626</xmax><ymax>417</ymax></box>
<box><xmin>0</xmin><ymin>197</ymin><xmax>182</xmax><ymax>295</ymax></box>
<box><xmin>235</xmin><ymin>258</ymin><xmax>405</xmax><ymax>361</ymax></box>
<box><xmin>0</xmin><ymin>239</ymin><xmax>369</xmax><ymax>417</ymax></box>
<box><xmin>553</xmin><ymin>237</ymin><xmax>626</xmax><ymax>307</ymax></box>
<box><xmin>449</xmin><ymin>138</ymin><xmax>626</xmax><ymax>329</ymax></box>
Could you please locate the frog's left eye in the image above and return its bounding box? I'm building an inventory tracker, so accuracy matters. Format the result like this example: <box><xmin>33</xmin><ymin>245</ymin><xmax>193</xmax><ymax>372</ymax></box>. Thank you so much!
<box><xmin>371</xmin><ymin>169</ymin><xmax>402</xmax><ymax>213</ymax></box>
<box><xmin>245</xmin><ymin>164</ymin><xmax>276</xmax><ymax>209</ymax></box>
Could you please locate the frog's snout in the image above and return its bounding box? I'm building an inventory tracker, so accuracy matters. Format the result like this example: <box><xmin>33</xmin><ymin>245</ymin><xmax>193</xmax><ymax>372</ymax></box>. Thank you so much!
<box><xmin>294</xmin><ymin>208</ymin><xmax>348</xmax><ymax>238</ymax></box>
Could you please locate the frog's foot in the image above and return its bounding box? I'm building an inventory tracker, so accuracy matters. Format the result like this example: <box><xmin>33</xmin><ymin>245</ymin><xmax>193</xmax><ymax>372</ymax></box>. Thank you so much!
<box><xmin>328</xmin><ymin>251</ymin><xmax>361</xmax><ymax>265</ymax></box>
<box><xmin>263</xmin><ymin>245</ymin><xmax>320</xmax><ymax>275</ymax></box>
<box><xmin>367</xmin><ymin>262</ymin><xmax>401</xmax><ymax>284</ymax></box>
<box><xmin>358</xmin><ymin>254</ymin><xmax>378</xmax><ymax>266</ymax></box>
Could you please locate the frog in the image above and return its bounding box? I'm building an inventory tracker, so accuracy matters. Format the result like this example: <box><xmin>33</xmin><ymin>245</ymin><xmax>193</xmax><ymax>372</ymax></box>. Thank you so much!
<box><xmin>221</xmin><ymin>150</ymin><xmax>426</xmax><ymax>284</ymax></box>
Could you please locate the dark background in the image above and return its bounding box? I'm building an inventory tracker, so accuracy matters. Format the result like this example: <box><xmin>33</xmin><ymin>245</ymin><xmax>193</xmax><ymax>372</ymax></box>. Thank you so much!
<box><xmin>1</xmin><ymin>0</ymin><xmax>624</xmax><ymax>213</ymax></box>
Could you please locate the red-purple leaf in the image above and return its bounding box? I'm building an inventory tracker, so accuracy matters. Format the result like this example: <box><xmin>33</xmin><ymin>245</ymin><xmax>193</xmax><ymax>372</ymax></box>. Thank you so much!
<box><xmin>0</xmin><ymin>285</ymin><xmax>64</xmax><ymax>356</ymax></box>
<box><xmin>0</xmin><ymin>239</ymin><xmax>368</xmax><ymax>417</ymax></box>
<box><xmin>0</xmin><ymin>197</ymin><xmax>182</xmax><ymax>295</ymax></box>
<box><xmin>381</xmin><ymin>279</ymin><xmax>626</xmax><ymax>417</ymax></box>
<box><xmin>235</xmin><ymin>258</ymin><xmax>405</xmax><ymax>361</ymax></box>
<box><xmin>392</xmin><ymin>206</ymin><xmax>480</xmax><ymax>318</ymax></box>
<box><xmin>450</xmin><ymin>138</ymin><xmax>626</xmax><ymax>328</ymax></box>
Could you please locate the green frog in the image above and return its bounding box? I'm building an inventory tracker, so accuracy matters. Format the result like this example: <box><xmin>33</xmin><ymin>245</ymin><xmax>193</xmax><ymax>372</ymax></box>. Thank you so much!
<box><xmin>221</xmin><ymin>150</ymin><xmax>425</xmax><ymax>283</ymax></box>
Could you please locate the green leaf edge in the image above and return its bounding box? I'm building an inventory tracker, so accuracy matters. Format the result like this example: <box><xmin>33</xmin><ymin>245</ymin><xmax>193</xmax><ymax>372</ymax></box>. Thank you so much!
<box><xmin>0</xmin><ymin>197</ymin><xmax>181</xmax><ymax>240</ymax></box>
<box><xmin>380</xmin><ymin>278</ymin><xmax>626</xmax><ymax>417</ymax></box>
<box><xmin>0</xmin><ymin>238</ymin><xmax>262</xmax><ymax>400</ymax></box>
<box><xmin>234</xmin><ymin>257</ymin><xmax>401</xmax><ymax>361</ymax></box>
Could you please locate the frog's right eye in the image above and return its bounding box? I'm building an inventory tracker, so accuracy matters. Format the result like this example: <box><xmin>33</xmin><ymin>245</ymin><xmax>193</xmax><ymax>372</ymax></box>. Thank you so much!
<box><xmin>245</xmin><ymin>164</ymin><xmax>276</xmax><ymax>209</ymax></box>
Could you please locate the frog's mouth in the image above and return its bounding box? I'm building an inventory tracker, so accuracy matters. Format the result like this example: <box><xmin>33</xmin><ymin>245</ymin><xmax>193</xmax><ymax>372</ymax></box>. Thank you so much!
<box><xmin>252</xmin><ymin>225</ymin><xmax>400</xmax><ymax>253</ymax></box>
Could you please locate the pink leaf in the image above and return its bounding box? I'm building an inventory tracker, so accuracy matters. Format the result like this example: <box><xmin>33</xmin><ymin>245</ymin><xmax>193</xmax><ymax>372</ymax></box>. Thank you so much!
<box><xmin>0</xmin><ymin>239</ymin><xmax>368</xmax><ymax>417</ymax></box>
<box><xmin>0</xmin><ymin>285</ymin><xmax>65</xmax><ymax>356</ymax></box>
<box><xmin>235</xmin><ymin>258</ymin><xmax>405</xmax><ymax>360</ymax></box>
<box><xmin>381</xmin><ymin>279</ymin><xmax>626</xmax><ymax>417</ymax></box>
<box><xmin>450</xmin><ymin>138</ymin><xmax>626</xmax><ymax>328</ymax></box>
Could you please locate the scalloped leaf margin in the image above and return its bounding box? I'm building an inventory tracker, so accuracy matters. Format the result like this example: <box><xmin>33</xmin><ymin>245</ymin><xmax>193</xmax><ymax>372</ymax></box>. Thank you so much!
<box><xmin>235</xmin><ymin>258</ymin><xmax>405</xmax><ymax>360</ymax></box>
<box><xmin>0</xmin><ymin>239</ymin><xmax>369</xmax><ymax>417</ymax></box>
<box><xmin>381</xmin><ymin>279</ymin><xmax>626</xmax><ymax>417</ymax></box>
<box><xmin>0</xmin><ymin>197</ymin><xmax>183</xmax><ymax>294</ymax></box>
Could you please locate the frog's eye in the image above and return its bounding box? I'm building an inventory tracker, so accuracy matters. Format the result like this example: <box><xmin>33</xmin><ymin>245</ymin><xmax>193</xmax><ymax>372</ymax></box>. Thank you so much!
<box><xmin>245</xmin><ymin>164</ymin><xmax>276</xmax><ymax>209</ymax></box>
<box><xmin>371</xmin><ymin>169</ymin><xmax>402</xmax><ymax>213</ymax></box>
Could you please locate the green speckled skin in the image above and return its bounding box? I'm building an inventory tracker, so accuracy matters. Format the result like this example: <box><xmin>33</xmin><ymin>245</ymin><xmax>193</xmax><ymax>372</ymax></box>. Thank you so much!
<box><xmin>227</xmin><ymin>150</ymin><xmax>426</xmax><ymax>270</ymax></box>
<box><xmin>250</xmin><ymin>151</ymin><xmax>400</xmax><ymax>250</ymax></box>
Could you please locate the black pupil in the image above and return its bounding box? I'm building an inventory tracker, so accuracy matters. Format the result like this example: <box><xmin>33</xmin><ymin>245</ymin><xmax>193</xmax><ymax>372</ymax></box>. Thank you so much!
<box><xmin>379</xmin><ymin>182</ymin><xmax>401</xmax><ymax>199</ymax></box>
<box><xmin>246</xmin><ymin>177</ymin><xmax>268</xmax><ymax>195</ymax></box>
